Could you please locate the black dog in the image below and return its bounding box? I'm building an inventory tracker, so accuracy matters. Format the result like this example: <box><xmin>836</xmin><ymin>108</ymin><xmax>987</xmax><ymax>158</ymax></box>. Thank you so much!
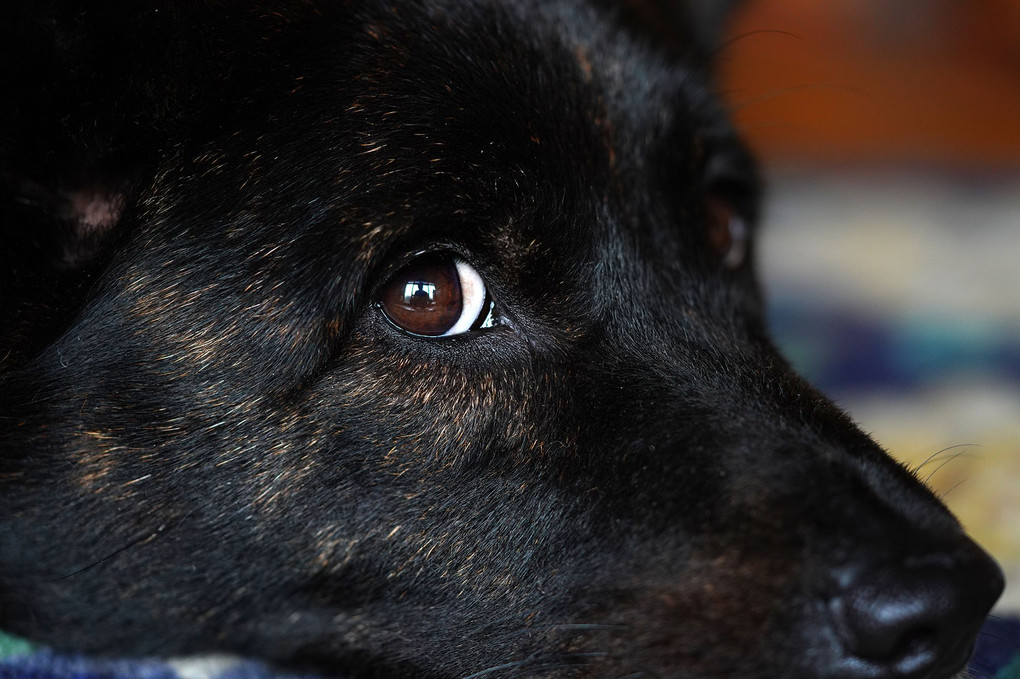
<box><xmin>0</xmin><ymin>2</ymin><xmax>1004</xmax><ymax>678</ymax></box>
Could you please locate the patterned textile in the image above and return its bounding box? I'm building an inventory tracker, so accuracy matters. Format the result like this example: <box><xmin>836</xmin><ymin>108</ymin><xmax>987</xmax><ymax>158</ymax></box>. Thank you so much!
<box><xmin>0</xmin><ymin>631</ymin><xmax>323</xmax><ymax>679</ymax></box>
<box><xmin>761</xmin><ymin>174</ymin><xmax>1020</xmax><ymax>611</ymax></box>
<box><xmin>1</xmin><ymin>622</ymin><xmax>1018</xmax><ymax>679</ymax></box>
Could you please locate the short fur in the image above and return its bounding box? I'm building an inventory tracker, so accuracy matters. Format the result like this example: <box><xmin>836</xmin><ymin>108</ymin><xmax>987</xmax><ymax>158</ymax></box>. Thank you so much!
<box><xmin>0</xmin><ymin>2</ymin><xmax>1003</xmax><ymax>678</ymax></box>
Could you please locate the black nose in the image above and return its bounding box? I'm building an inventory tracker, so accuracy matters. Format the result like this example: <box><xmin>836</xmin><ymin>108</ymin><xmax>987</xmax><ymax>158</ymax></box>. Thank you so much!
<box><xmin>832</xmin><ymin>541</ymin><xmax>1004</xmax><ymax>677</ymax></box>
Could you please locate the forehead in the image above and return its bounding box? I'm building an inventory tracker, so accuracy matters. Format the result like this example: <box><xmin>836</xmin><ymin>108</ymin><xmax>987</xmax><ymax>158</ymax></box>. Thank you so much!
<box><xmin>138</xmin><ymin>0</ymin><xmax>744</xmax><ymax>332</ymax></box>
<box><xmin>307</xmin><ymin>0</ymin><xmax>721</xmax><ymax>244</ymax></box>
<box><xmin>337</xmin><ymin>0</ymin><xmax>699</xmax><ymax>131</ymax></box>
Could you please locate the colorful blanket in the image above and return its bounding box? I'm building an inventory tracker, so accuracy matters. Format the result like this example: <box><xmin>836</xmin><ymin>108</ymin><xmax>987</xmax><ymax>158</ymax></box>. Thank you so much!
<box><xmin>0</xmin><ymin>631</ymin><xmax>320</xmax><ymax>679</ymax></box>
<box><xmin>1</xmin><ymin>618</ymin><xmax>1018</xmax><ymax>679</ymax></box>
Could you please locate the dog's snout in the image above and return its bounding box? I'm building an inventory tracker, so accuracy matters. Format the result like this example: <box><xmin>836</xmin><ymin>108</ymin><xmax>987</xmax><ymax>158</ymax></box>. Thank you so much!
<box><xmin>830</xmin><ymin>541</ymin><xmax>1004</xmax><ymax>677</ymax></box>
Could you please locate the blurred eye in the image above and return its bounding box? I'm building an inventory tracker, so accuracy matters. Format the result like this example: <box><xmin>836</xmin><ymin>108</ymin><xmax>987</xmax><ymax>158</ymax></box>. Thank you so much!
<box><xmin>705</xmin><ymin>192</ymin><xmax>748</xmax><ymax>270</ymax></box>
<box><xmin>379</xmin><ymin>255</ymin><xmax>492</xmax><ymax>337</ymax></box>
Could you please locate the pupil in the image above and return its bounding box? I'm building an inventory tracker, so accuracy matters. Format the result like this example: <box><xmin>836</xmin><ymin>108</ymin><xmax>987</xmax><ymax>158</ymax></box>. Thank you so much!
<box><xmin>380</xmin><ymin>256</ymin><xmax>463</xmax><ymax>335</ymax></box>
<box><xmin>405</xmin><ymin>282</ymin><xmax>437</xmax><ymax>307</ymax></box>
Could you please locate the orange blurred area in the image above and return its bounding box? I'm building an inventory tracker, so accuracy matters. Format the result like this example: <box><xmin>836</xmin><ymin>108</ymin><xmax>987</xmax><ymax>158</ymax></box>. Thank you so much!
<box><xmin>718</xmin><ymin>0</ymin><xmax>1020</xmax><ymax>170</ymax></box>
<box><xmin>718</xmin><ymin>1</ymin><xmax>1020</xmax><ymax>610</ymax></box>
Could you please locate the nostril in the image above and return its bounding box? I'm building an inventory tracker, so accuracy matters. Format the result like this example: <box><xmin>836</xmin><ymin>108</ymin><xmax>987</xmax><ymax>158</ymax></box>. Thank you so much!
<box><xmin>832</xmin><ymin>543</ymin><xmax>1004</xmax><ymax>677</ymax></box>
<box><xmin>839</xmin><ymin>587</ymin><xmax>943</xmax><ymax>665</ymax></box>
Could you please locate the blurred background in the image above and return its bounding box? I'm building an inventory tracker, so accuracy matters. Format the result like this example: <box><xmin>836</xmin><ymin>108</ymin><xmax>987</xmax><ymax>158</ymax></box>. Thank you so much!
<box><xmin>718</xmin><ymin>0</ymin><xmax>1020</xmax><ymax>610</ymax></box>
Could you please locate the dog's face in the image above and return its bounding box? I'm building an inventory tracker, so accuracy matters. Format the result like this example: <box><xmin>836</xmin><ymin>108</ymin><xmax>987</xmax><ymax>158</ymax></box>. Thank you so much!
<box><xmin>0</xmin><ymin>1</ymin><xmax>1003</xmax><ymax>678</ymax></box>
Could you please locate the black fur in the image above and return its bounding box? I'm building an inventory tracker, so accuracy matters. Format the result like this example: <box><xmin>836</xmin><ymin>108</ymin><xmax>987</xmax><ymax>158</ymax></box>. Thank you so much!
<box><xmin>0</xmin><ymin>2</ymin><xmax>1003</xmax><ymax>678</ymax></box>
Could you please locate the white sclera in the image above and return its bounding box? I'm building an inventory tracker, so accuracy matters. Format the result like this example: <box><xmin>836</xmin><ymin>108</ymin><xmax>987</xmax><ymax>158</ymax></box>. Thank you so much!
<box><xmin>441</xmin><ymin>259</ymin><xmax>487</xmax><ymax>336</ymax></box>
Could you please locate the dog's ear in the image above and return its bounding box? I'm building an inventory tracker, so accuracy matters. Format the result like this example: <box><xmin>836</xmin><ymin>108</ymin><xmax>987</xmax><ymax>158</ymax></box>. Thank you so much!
<box><xmin>613</xmin><ymin>0</ymin><xmax>743</xmax><ymax>63</ymax></box>
<box><xmin>0</xmin><ymin>2</ymin><xmax>195</xmax><ymax>359</ymax></box>
<box><xmin>2</xmin><ymin>2</ymin><xmax>328</xmax><ymax>272</ymax></box>
<box><xmin>0</xmin><ymin>2</ymin><xmax>325</xmax><ymax>360</ymax></box>
<box><xmin>1</xmin><ymin>178</ymin><xmax>127</xmax><ymax>271</ymax></box>
<box><xmin>677</xmin><ymin>0</ymin><xmax>744</xmax><ymax>54</ymax></box>
<box><xmin>1</xmin><ymin>2</ymin><xmax>186</xmax><ymax>272</ymax></box>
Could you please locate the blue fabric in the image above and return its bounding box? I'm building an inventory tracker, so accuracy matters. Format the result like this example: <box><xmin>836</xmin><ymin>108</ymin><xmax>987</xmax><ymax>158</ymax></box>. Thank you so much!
<box><xmin>769</xmin><ymin>299</ymin><xmax>1020</xmax><ymax>395</ymax></box>
<box><xmin>0</xmin><ymin>647</ymin><xmax>321</xmax><ymax>679</ymax></box>
<box><xmin>2</xmin><ymin>618</ymin><xmax>1018</xmax><ymax>679</ymax></box>
<box><xmin>972</xmin><ymin>617</ymin><xmax>1020</xmax><ymax>679</ymax></box>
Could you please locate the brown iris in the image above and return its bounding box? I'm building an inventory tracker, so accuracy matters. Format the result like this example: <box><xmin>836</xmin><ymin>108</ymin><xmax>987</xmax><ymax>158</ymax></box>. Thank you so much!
<box><xmin>380</xmin><ymin>256</ymin><xmax>463</xmax><ymax>336</ymax></box>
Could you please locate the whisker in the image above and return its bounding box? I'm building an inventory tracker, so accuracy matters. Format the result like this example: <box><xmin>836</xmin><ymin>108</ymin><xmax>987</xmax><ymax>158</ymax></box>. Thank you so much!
<box><xmin>913</xmin><ymin>444</ymin><xmax>982</xmax><ymax>474</ymax></box>
<box><xmin>957</xmin><ymin>668</ymin><xmax>987</xmax><ymax>679</ymax></box>
<box><xmin>461</xmin><ymin>651</ymin><xmax>610</xmax><ymax>679</ymax></box>
<box><xmin>534</xmin><ymin>623</ymin><xmax>627</xmax><ymax>631</ymax></box>
<box><xmin>923</xmin><ymin>450</ymin><xmax>976</xmax><ymax>484</ymax></box>
<box><xmin>52</xmin><ymin>523</ymin><xmax>167</xmax><ymax>581</ymax></box>
<box><xmin>938</xmin><ymin>478</ymin><xmax>967</xmax><ymax>500</ymax></box>
<box><xmin>461</xmin><ymin>659</ymin><xmax>532</xmax><ymax>678</ymax></box>
<box><xmin>712</xmin><ymin>29</ymin><xmax>804</xmax><ymax>59</ymax></box>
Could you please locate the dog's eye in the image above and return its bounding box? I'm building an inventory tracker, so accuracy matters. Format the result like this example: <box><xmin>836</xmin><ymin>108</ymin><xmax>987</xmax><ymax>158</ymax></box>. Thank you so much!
<box><xmin>378</xmin><ymin>255</ymin><xmax>493</xmax><ymax>337</ymax></box>
<box><xmin>705</xmin><ymin>193</ymin><xmax>748</xmax><ymax>269</ymax></box>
